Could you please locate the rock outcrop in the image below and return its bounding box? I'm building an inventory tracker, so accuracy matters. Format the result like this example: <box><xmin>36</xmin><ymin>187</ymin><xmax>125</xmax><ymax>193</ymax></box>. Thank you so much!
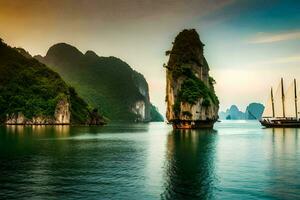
<box><xmin>6</xmin><ymin>113</ymin><xmax>26</xmax><ymax>124</ymax></box>
<box><xmin>219</xmin><ymin>105</ymin><xmax>245</xmax><ymax>120</ymax></box>
<box><xmin>6</xmin><ymin>99</ymin><xmax>70</xmax><ymax>125</ymax></box>
<box><xmin>86</xmin><ymin>109</ymin><xmax>106</xmax><ymax>125</ymax></box>
<box><xmin>245</xmin><ymin>103</ymin><xmax>264</xmax><ymax>120</ymax></box>
<box><xmin>219</xmin><ymin>103</ymin><xmax>264</xmax><ymax>120</ymax></box>
<box><xmin>5</xmin><ymin>100</ymin><xmax>105</xmax><ymax>125</ymax></box>
<box><xmin>165</xmin><ymin>29</ymin><xmax>219</xmax><ymax>129</ymax></box>
<box><xmin>54</xmin><ymin>99</ymin><xmax>71</xmax><ymax>124</ymax></box>
<box><xmin>131</xmin><ymin>100</ymin><xmax>146</xmax><ymax>122</ymax></box>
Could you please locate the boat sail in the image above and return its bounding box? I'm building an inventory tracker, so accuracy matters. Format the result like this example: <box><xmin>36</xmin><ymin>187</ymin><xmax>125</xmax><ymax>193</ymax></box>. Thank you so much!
<box><xmin>262</xmin><ymin>88</ymin><xmax>274</xmax><ymax>118</ymax></box>
<box><xmin>260</xmin><ymin>78</ymin><xmax>300</xmax><ymax>127</ymax></box>
<box><xmin>285</xmin><ymin>79</ymin><xmax>297</xmax><ymax>118</ymax></box>
<box><xmin>273</xmin><ymin>79</ymin><xmax>285</xmax><ymax>118</ymax></box>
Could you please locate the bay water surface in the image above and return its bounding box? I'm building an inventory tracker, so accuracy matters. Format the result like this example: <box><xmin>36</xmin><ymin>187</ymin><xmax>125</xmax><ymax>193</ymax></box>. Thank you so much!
<box><xmin>0</xmin><ymin>121</ymin><xmax>300</xmax><ymax>199</ymax></box>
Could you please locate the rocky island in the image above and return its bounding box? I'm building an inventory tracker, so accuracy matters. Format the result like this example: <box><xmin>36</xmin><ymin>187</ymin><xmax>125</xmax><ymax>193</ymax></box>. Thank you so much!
<box><xmin>35</xmin><ymin>43</ymin><xmax>163</xmax><ymax>122</ymax></box>
<box><xmin>0</xmin><ymin>39</ymin><xmax>105</xmax><ymax>125</ymax></box>
<box><xmin>165</xmin><ymin>29</ymin><xmax>219</xmax><ymax>129</ymax></box>
<box><xmin>219</xmin><ymin>103</ymin><xmax>265</xmax><ymax>120</ymax></box>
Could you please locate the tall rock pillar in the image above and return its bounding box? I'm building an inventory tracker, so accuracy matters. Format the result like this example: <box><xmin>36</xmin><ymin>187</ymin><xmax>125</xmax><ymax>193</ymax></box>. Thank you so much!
<box><xmin>165</xmin><ymin>29</ymin><xmax>219</xmax><ymax>129</ymax></box>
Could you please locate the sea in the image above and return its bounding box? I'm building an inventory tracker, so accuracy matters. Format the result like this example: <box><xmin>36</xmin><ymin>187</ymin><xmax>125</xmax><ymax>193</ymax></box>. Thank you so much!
<box><xmin>0</xmin><ymin>120</ymin><xmax>300</xmax><ymax>199</ymax></box>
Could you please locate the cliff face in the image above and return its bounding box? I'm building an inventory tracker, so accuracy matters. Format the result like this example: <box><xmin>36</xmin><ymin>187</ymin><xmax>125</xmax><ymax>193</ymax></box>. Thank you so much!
<box><xmin>54</xmin><ymin>99</ymin><xmax>71</xmax><ymax>124</ymax></box>
<box><xmin>132</xmin><ymin>72</ymin><xmax>151</xmax><ymax>121</ymax></box>
<box><xmin>0</xmin><ymin>39</ymin><xmax>104</xmax><ymax>125</ymax></box>
<box><xmin>165</xmin><ymin>29</ymin><xmax>219</xmax><ymax>128</ymax></box>
<box><xmin>6</xmin><ymin>99</ymin><xmax>70</xmax><ymax>124</ymax></box>
<box><xmin>35</xmin><ymin>43</ymin><xmax>162</xmax><ymax>122</ymax></box>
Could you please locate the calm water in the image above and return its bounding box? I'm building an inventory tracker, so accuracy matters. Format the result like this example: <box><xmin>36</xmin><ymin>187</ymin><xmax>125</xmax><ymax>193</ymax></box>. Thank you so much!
<box><xmin>0</xmin><ymin>121</ymin><xmax>300</xmax><ymax>200</ymax></box>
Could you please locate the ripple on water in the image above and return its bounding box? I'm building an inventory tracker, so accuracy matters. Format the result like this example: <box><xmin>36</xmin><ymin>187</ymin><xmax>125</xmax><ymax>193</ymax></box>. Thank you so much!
<box><xmin>0</xmin><ymin>121</ymin><xmax>300</xmax><ymax>199</ymax></box>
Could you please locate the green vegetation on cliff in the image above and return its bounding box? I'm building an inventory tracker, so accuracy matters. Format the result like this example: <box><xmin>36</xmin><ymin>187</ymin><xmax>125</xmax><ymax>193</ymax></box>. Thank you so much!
<box><xmin>36</xmin><ymin>43</ymin><xmax>163</xmax><ymax>122</ymax></box>
<box><xmin>176</xmin><ymin>68</ymin><xmax>219</xmax><ymax>106</ymax></box>
<box><xmin>150</xmin><ymin>105</ymin><xmax>164</xmax><ymax>122</ymax></box>
<box><xmin>166</xmin><ymin>29</ymin><xmax>219</xmax><ymax>118</ymax></box>
<box><xmin>166</xmin><ymin>29</ymin><xmax>206</xmax><ymax>69</ymax></box>
<box><xmin>178</xmin><ymin>78</ymin><xmax>217</xmax><ymax>106</ymax></box>
<box><xmin>0</xmin><ymin>39</ymin><xmax>90</xmax><ymax>123</ymax></box>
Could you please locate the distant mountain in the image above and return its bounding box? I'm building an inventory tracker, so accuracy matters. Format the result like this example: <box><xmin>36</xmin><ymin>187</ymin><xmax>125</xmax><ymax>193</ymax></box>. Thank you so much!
<box><xmin>0</xmin><ymin>39</ymin><xmax>103</xmax><ymax>125</ymax></box>
<box><xmin>35</xmin><ymin>43</ymin><xmax>163</xmax><ymax>122</ymax></box>
<box><xmin>219</xmin><ymin>103</ymin><xmax>264</xmax><ymax>120</ymax></box>
<box><xmin>245</xmin><ymin>103</ymin><xmax>264</xmax><ymax>120</ymax></box>
<box><xmin>219</xmin><ymin>105</ymin><xmax>245</xmax><ymax>120</ymax></box>
<box><xmin>150</xmin><ymin>105</ymin><xmax>164</xmax><ymax>122</ymax></box>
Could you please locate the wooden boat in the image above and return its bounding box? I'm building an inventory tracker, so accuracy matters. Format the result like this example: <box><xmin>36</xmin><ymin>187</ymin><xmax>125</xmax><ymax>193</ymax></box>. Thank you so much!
<box><xmin>260</xmin><ymin>78</ymin><xmax>300</xmax><ymax>128</ymax></box>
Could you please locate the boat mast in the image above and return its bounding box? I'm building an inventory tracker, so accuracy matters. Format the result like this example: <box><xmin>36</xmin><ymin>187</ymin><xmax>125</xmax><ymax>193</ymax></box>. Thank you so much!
<box><xmin>295</xmin><ymin>79</ymin><xmax>298</xmax><ymax>119</ymax></box>
<box><xmin>271</xmin><ymin>87</ymin><xmax>275</xmax><ymax>117</ymax></box>
<box><xmin>281</xmin><ymin>78</ymin><xmax>285</xmax><ymax>118</ymax></box>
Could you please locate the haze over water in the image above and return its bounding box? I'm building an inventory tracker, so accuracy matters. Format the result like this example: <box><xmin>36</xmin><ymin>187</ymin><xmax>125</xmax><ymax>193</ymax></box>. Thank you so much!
<box><xmin>2</xmin><ymin>1</ymin><xmax>300</xmax><ymax>112</ymax></box>
<box><xmin>1</xmin><ymin>121</ymin><xmax>300</xmax><ymax>199</ymax></box>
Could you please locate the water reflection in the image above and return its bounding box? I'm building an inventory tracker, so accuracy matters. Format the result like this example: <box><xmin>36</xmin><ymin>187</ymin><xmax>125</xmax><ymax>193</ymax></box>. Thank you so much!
<box><xmin>0</xmin><ymin>125</ymin><xmax>72</xmax><ymax>160</ymax></box>
<box><xmin>266</xmin><ymin>128</ymin><xmax>300</xmax><ymax>199</ymax></box>
<box><xmin>270</xmin><ymin>128</ymin><xmax>299</xmax><ymax>146</ymax></box>
<box><xmin>1</xmin><ymin>122</ymin><xmax>300</xmax><ymax>199</ymax></box>
<box><xmin>161</xmin><ymin>129</ymin><xmax>218</xmax><ymax>199</ymax></box>
<box><xmin>0</xmin><ymin>123</ymin><xmax>153</xmax><ymax>199</ymax></box>
<box><xmin>4</xmin><ymin>125</ymin><xmax>70</xmax><ymax>136</ymax></box>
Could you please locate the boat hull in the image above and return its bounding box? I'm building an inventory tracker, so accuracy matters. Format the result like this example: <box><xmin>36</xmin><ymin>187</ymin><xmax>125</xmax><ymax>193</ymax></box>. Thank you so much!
<box><xmin>260</xmin><ymin>119</ymin><xmax>300</xmax><ymax>128</ymax></box>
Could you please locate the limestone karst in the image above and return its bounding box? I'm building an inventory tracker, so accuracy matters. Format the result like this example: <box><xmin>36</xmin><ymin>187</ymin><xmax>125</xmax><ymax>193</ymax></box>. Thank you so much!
<box><xmin>165</xmin><ymin>29</ymin><xmax>219</xmax><ymax>128</ymax></box>
<box><xmin>219</xmin><ymin>103</ymin><xmax>265</xmax><ymax>120</ymax></box>
<box><xmin>35</xmin><ymin>43</ymin><xmax>163</xmax><ymax>122</ymax></box>
<box><xmin>0</xmin><ymin>39</ymin><xmax>104</xmax><ymax>125</ymax></box>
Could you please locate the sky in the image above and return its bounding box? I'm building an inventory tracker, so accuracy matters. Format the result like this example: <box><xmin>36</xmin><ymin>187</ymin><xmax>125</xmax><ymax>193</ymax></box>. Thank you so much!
<box><xmin>1</xmin><ymin>0</ymin><xmax>300</xmax><ymax>114</ymax></box>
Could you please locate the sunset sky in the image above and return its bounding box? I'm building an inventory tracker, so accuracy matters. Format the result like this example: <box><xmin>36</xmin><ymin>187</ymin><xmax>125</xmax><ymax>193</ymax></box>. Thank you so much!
<box><xmin>1</xmin><ymin>0</ymin><xmax>300</xmax><ymax>114</ymax></box>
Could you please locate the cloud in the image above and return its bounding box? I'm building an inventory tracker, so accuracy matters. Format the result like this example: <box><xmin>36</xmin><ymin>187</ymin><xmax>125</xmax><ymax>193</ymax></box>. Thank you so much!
<box><xmin>0</xmin><ymin>0</ymin><xmax>235</xmax><ymax>22</ymax></box>
<box><xmin>248</xmin><ymin>30</ymin><xmax>300</xmax><ymax>44</ymax></box>
<box><xmin>260</xmin><ymin>55</ymin><xmax>300</xmax><ymax>65</ymax></box>
<box><xmin>241</xmin><ymin>55</ymin><xmax>300</xmax><ymax>69</ymax></box>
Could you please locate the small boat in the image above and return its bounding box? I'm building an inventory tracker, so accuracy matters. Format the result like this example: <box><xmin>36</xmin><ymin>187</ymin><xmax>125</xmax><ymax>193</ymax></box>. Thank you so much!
<box><xmin>260</xmin><ymin>78</ymin><xmax>300</xmax><ymax>127</ymax></box>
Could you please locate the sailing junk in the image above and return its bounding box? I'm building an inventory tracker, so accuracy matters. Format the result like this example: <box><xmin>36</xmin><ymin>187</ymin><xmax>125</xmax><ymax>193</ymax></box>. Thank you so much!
<box><xmin>260</xmin><ymin>78</ymin><xmax>300</xmax><ymax>127</ymax></box>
